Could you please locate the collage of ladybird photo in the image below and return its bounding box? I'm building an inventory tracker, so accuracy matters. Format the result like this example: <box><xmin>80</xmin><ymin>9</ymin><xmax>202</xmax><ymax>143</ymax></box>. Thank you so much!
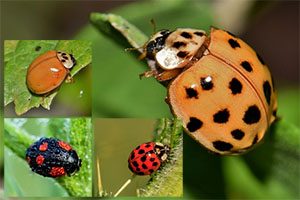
<box><xmin>1</xmin><ymin>1</ymin><xmax>299</xmax><ymax>199</ymax></box>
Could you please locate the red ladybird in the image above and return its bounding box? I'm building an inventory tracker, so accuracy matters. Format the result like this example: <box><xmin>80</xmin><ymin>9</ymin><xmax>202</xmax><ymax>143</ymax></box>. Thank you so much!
<box><xmin>128</xmin><ymin>142</ymin><xmax>170</xmax><ymax>175</ymax></box>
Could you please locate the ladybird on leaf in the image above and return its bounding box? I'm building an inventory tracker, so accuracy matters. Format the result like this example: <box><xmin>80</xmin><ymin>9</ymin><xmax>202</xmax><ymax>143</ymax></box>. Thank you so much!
<box><xmin>140</xmin><ymin>27</ymin><xmax>277</xmax><ymax>155</ymax></box>
<box><xmin>26</xmin><ymin>137</ymin><xmax>81</xmax><ymax>178</ymax></box>
<box><xmin>26</xmin><ymin>50</ymin><xmax>76</xmax><ymax>95</ymax></box>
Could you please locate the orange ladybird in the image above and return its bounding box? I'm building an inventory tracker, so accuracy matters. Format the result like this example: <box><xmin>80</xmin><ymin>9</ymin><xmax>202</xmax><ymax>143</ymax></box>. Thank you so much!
<box><xmin>26</xmin><ymin>50</ymin><xmax>76</xmax><ymax>95</ymax></box>
<box><xmin>141</xmin><ymin>27</ymin><xmax>277</xmax><ymax>155</ymax></box>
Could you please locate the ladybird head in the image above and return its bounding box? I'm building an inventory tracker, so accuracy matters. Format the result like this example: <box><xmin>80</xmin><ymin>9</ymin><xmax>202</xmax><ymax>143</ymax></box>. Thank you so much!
<box><xmin>145</xmin><ymin>29</ymin><xmax>172</xmax><ymax>59</ymax></box>
<box><xmin>154</xmin><ymin>142</ymin><xmax>170</xmax><ymax>162</ymax></box>
<box><xmin>57</xmin><ymin>51</ymin><xmax>76</xmax><ymax>69</ymax></box>
<box><xmin>65</xmin><ymin>150</ymin><xmax>82</xmax><ymax>176</ymax></box>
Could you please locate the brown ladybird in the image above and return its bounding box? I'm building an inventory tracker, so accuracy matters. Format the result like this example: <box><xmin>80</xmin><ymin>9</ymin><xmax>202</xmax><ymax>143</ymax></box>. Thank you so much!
<box><xmin>26</xmin><ymin>50</ymin><xmax>76</xmax><ymax>95</ymax></box>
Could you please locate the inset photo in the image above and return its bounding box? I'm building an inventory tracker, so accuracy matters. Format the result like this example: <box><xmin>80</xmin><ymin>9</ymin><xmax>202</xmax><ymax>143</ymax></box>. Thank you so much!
<box><xmin>4</xmin><ymin>40</ymin><xmax>92</xmax><ymax>117</ymax></box>
<box><xmin>4</xmin><ymin>118</ymin><xmax>92</xmax><ymax>197</ymax></box>
<box><xmin>93</xmin><ymin>118</ymin><xmax>182</xmax><ymax>197</ymax></box>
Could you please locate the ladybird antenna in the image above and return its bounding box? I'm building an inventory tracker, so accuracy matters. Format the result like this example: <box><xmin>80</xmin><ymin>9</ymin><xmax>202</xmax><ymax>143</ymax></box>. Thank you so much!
<box><xmin>125</xmin><ymin>46</ymin><xmax>143</xmax><ymax>52</ymax></box>
<box><xmin>150</xmin><ymin>18</ymin><xmax>157</xmax><ymax>34</ymax></box>
<box><xmin>114</xmin><ymin>174</ymin><xmax>136</xmax><ymax>197</ymax></box>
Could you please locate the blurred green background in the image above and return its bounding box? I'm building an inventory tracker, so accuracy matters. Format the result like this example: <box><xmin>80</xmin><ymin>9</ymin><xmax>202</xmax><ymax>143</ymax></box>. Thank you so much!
<box><xmin>1</xmin><ymin>0</ymin><xmax>299</xmax><ymax>199</ymax></box>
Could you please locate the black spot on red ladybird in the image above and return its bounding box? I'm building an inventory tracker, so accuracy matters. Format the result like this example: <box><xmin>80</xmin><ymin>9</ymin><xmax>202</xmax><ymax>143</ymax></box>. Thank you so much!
<box><xmin>138</xmin><ymin>149</ymin><xmax>145</xmax><ymax>154</ymax></box>
<box><xmin>243</xmin><ymin>105</ymin><xmax>261</xmax><ymax>124</ymax></box>
<box><xmin>25</xmin><ymin>137</ymin><xmax>81</xmax><ymax>178</ymax></box>
<box><xmin>187</xmin><ymin>117</ymin><xmax>203</xmax><ymax>132</ymax></box>
<box><xmin>213</xmin><ymin>109</ymin><xmax>230</xmax><ymax>123</ymax></box>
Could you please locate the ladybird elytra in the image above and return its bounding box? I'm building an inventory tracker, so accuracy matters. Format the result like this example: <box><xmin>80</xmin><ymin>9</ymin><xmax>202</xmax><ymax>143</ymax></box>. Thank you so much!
<box><xmin>26</xmin><ymin>50</ymin><xmax>75</xmax><ymax>95</ymax></box>
<box><xmin>141</xmin><ymin>27</ymin><xmax>277</xmax><ymax>155</ymax></box>
<box><xmin>26</xmin><ymin>137</ymin><xmax>81</xmax><ymax>178</ymax></box>
<box><xmin>128</xmin><ymin>142</ymin><xmax>170</xmax><ymax>175</ymax></box>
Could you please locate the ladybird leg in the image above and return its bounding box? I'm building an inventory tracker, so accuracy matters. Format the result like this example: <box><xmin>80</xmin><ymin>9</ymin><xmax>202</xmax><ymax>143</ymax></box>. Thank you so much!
<box><xmin>139</xmin><ymin>70</ymin><xmax>159</xmax><ymax>79</ymax></box>
<box><xmin>65</xmin><ymin>74</ymin><xmax>74</xmax><ymax>83</ymax></box>
<box><xmin>155</xmin><ymin>68</ymin><xmax>182</xmax><ymax>82</ymax></box>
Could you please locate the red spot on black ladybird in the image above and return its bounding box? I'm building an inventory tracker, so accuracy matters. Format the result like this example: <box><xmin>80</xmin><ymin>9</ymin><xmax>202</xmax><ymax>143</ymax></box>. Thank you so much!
<box><xmin>49</xmin><ymin>167</ymin><xmax>65</xmax><ymax>177</ymax></box>
<box><xmin>187</xmin><ymin>117</ymin><xmax>203</xmax><ymax>132</ymax></box>
<box><xmin>39</xmin><ymin>142</ymin><xmax>48</xmax><ymax>151</ymax></box>
<box><xmin>58</xmin><ymin>141</ymin><xmax>72</xmax><ymax>151</ymax></box>
<box><xmin>213</xmin><ymin>109</ymin><xmax>230</xmax><ymax>123</ymax></box>
<box><xmin>212</xmin><ymin>141</ymin><xmax>233</xmax><ymax>151</ymax></box>
<box><xmin>36</xmin><ymin>155</ymin><xmax>45</xmax><ymax>165</ymax></box>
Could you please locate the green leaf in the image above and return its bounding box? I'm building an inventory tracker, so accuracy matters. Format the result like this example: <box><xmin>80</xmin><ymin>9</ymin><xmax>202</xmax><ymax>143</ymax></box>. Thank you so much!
<box><xmin>4</xmin><ymin>40</ymin><xmax>91</xmax><ymax>115</ymax></box>
<box><xmin>139</xmin><ymin>118</ymin><xmax>183</xmax><ymax>197</ymax></box>
<box><xmin>86</xmin><ymin>1</ymin><xmax>213</xmax><ymax>118</ymax></box>
<box><xmin>4</xmin><ymin>118</ymin><xmax>92</xmax><ymax>197</ymax></box>
<box><xmin>90</xmin><ymin>13</ymin><xmax>148</xmax><ymax>50</ymax></box>
<box><xmin>240</xmin><ymin>120</ymin><xmax>300</xmax><ymax>198</ymax></box>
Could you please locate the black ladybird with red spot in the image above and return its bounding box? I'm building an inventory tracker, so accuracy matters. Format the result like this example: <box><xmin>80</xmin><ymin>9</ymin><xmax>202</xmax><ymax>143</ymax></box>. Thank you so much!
<box><xmin>128</xmin><ymin>142</ymin><xmax>170</xmax><ymax>175</ymax></box>
<box><xmin>26</xmin><ymin>137</ymin><xmax>81</xmax><ymax>178</ymax></box>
